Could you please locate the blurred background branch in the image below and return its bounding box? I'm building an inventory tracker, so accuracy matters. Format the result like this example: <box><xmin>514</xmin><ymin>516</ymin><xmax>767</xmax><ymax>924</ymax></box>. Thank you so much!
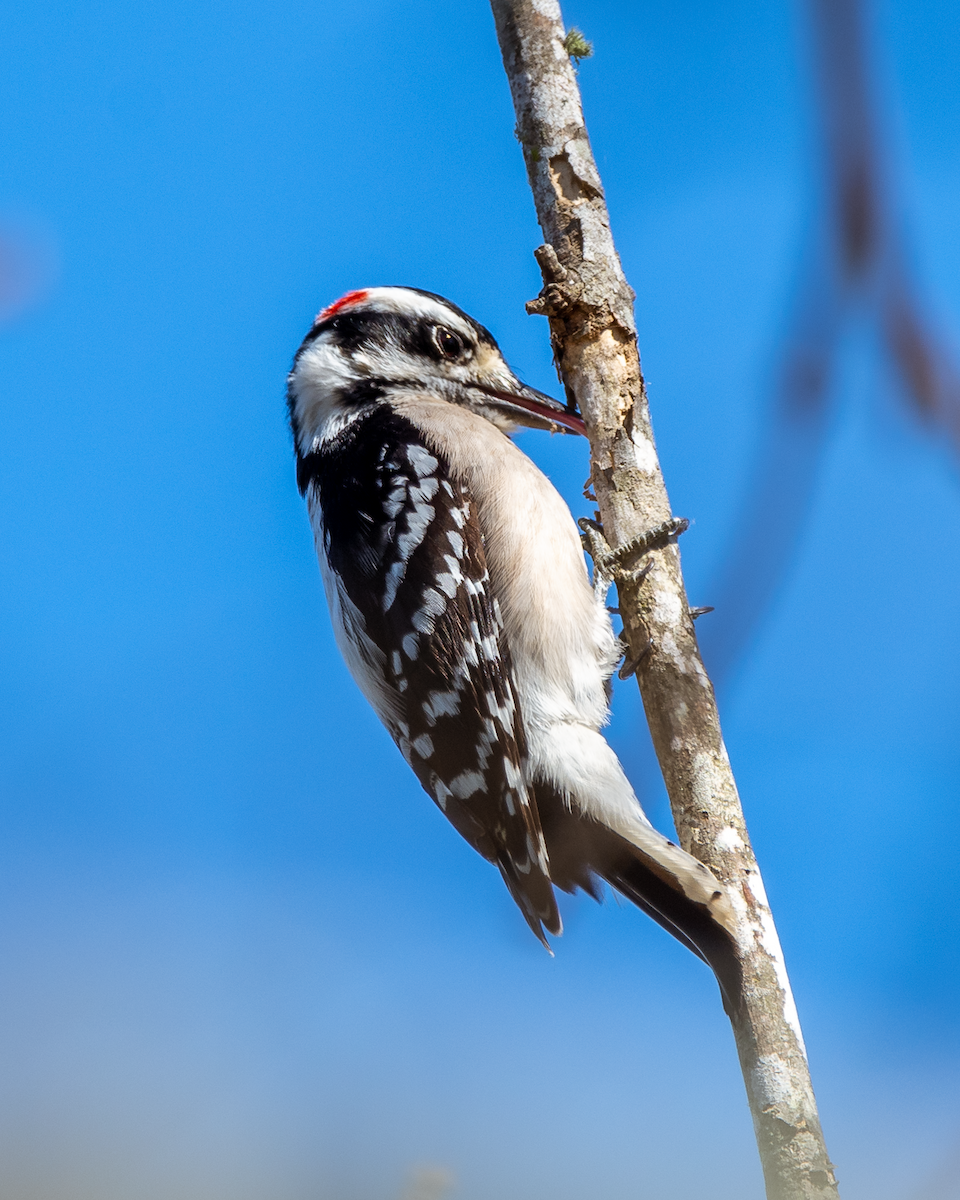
<box><xmin>700</xmin><ymin>0</ymin><xmax>960</xmax><ymax>687</ymax></box>
<box><xmin>0</xmin><ymin>220</ymin><xmax>56</xmax><ymax>325</ymax></box>
<box><xmin>399</xmin><ymin>1164</ymin><xmax>456</xmax><ymax>1200</ymax></box>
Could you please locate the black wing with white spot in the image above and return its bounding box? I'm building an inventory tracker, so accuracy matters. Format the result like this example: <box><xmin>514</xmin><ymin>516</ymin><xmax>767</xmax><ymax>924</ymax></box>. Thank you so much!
<box><xmin>298</xmin><ymin>404</ymin><xmax>561</xmax><ymax>943</ymax></box>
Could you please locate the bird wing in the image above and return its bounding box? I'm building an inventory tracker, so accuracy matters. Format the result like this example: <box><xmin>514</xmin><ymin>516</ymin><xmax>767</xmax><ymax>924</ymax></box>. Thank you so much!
<box><xmin>301</xmin><ymin>405</ymin><xmax>561</xmax><ymax>944</ymax></box>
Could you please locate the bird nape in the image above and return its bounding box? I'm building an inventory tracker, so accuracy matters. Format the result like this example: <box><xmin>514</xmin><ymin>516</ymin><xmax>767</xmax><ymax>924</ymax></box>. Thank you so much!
<box><xmin>287</xmin><ymin>286</ymin><xmax>740</xmax><ymax>1010</ymax></box>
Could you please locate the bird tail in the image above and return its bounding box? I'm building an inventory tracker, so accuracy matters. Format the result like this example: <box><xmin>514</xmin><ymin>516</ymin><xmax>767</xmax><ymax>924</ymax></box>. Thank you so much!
<box><xmin>538</xmin><ymin>793</ymin><xmax>742</xmax><ymax>1014</ymax></box>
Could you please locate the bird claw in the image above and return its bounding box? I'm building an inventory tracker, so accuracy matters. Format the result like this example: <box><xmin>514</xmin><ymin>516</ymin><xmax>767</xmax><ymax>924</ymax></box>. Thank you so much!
<box><xmin>582</xmin><ymin>517</ymin><xmax>688</xmax><ymax>679</ymax></box>
<box><xmin>618</xmin><ymin>642</ymin><xmax>651</xmax><ymax>679</ymax></box>
<box><xmin>579</xmin><ymin>515</ymin><xmax>689</xmax><ymax>585</ymax></box>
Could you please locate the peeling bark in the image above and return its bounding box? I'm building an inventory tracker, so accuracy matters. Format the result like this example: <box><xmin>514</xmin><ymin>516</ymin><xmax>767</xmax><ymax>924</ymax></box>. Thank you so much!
<box><xmin>489</xmin><ymin>2</ymin><xmax>840</xmax><ymax>1197</ymax></box>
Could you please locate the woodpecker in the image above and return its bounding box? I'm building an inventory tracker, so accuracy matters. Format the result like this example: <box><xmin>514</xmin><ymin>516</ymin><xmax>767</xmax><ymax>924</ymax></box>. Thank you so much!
<box><xmin>288</xmin><ymin>287</ymin><xmax>737</xmax><ymax>998</ymax></box>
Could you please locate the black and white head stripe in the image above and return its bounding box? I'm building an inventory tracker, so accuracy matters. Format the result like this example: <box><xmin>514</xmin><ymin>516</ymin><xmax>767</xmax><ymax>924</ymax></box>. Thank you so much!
<box><xmin>296</xmin><ymin>287</ymin><xmax>498</xmax><ymax>356</ymax></box>
<box><xmin>287</xmin><ymin>288</ymin><xmax>497</xmax><ymax>457</ymax></box>
<box><xmin>301</xmin><ymin>403</ymin><xmax>561</xmax><ymax>943</ymax></box>
<box><xmin>287</xmin><ymin>286</ymin><xmax>585</xmax><ymax>458</ymax></box>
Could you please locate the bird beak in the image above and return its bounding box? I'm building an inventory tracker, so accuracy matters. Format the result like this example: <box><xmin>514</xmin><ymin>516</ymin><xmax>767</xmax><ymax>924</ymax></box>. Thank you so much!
<box><xmin>469</xmin><ymin>381</ymin><xmax>587</xmax><ymax>437</ymax></box>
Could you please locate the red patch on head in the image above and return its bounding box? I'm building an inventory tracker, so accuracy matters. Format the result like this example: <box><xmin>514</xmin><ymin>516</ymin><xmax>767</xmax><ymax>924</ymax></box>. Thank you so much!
<box><xmin>314</xmin><ymin>289</ymin><xmax>369</xmax><ymax>325</ymax></box>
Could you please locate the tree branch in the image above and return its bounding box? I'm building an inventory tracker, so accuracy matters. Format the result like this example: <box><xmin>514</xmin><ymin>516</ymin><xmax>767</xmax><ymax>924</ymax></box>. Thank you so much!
<box><xmin>489</xmin><ymin>2</ymin><xmax>839</xmax><ymax>1196</ymax></box>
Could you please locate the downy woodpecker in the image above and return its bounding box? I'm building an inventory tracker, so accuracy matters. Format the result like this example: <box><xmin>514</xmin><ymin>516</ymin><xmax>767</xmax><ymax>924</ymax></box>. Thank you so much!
<box><xmin>288</xmin><ymin>287</ymin><xmax>736</xmax><ymax>993</ymax></box>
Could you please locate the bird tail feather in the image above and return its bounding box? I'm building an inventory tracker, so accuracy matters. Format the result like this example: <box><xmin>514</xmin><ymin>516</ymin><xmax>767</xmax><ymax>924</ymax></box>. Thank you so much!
<box><xmin>537</xmin><ymin>793</ymin><xmax>742</xmax><ymax>1013</ymax></box>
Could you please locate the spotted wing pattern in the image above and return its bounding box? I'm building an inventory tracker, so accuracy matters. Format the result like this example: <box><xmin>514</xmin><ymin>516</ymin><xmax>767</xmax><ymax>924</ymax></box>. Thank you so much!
<box><xmin>298</xmin><ymin>404</ymin><xmax>561</xmax><ymax>942</ymax></box>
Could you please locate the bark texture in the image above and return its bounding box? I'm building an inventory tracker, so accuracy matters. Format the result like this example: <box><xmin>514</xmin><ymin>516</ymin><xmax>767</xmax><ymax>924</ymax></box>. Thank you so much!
<box><xmin>489</xmin><ymin>2</ymin><xmax>840</xmax><ymax>1197</ymax></box>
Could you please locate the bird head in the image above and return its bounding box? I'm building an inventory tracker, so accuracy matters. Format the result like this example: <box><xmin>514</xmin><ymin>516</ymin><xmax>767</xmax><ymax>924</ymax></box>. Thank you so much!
<box><xmin>287</xmin><ymin>286</ymin><xmax>585</xmax><ymax>454</ymax></box>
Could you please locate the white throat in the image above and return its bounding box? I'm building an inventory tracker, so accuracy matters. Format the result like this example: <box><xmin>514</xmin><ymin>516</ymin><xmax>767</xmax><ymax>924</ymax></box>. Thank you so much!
<box><xmin>290</xmin><ymin>340</ymin><xmax>365</xmax><ymax>453</ymax></box>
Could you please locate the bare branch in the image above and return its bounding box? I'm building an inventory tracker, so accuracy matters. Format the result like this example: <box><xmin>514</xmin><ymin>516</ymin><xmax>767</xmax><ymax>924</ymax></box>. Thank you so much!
<box><xmin>490</xmin><ymin>2</ymin><xmax>839</xmax><ymax>1196</ymax></box>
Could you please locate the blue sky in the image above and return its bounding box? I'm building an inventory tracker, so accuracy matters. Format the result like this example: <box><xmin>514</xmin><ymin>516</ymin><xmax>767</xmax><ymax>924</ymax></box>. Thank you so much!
<box><xmin>1</xmin><ymin>1</ymin><xmax>959</xmax><ymax>1197</ymax></box>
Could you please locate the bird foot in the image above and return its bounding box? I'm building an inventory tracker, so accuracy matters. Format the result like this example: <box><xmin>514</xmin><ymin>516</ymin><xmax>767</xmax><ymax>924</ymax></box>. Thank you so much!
<box><xmin>618</xmin><ymin>641</ymin><xmax>652</xmax><ymax>679</ymax></box>
<box><xmin>582</xmin><ymin>518</ymin><xmax>687</xmax><ymax>680</ymax></box>
<box><xmin>578</xmin><ymin>516</ymin><xmax>689</xmax><ymax>585</ymax></box>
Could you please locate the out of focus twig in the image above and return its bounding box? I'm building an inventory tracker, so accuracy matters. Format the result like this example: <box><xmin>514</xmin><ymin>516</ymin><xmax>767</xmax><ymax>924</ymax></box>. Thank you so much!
<box><xmin>0</xmin><ymin>222</ymin><xmax>56</xmax><ymax>324</ymax></box>
<box><xmin>399</xmin><ymin>1164</ymin><xmax>455</xmax><ymax>1200</ymax></box>
<box><xmin>702</xmin><ymin>0</ymin><xmax>960</xmax><ymax>685</ymax></box>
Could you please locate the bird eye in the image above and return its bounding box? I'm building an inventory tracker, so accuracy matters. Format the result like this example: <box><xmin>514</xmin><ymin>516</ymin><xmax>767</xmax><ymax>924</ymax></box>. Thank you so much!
<box><xmin>434</xmin><ymin>327</ymin><xmax>463</xmax><ymax>359</ymax></box>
